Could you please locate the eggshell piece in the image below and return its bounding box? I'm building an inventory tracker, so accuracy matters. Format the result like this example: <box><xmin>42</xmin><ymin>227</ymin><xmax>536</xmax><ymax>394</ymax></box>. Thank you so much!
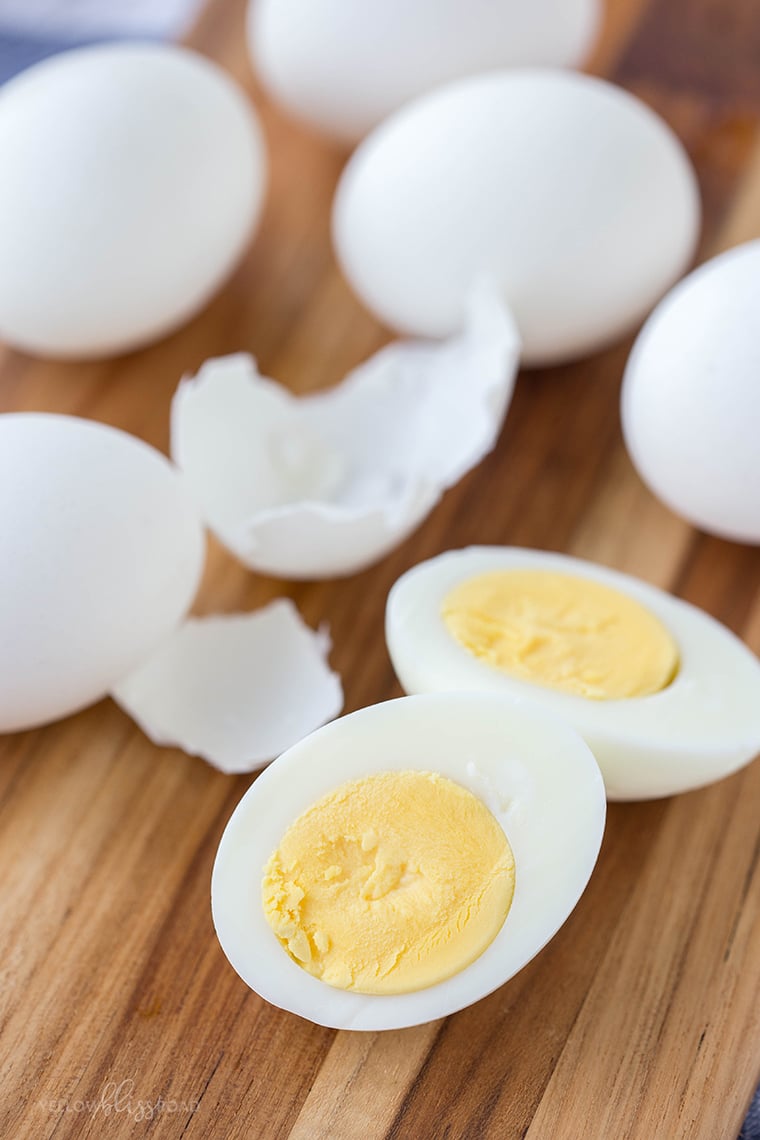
<box><xmin>111</xmin><ymin>600</ymin><xmax>343</xmax><ymax>773</ymax></box>
<box><xmin>385</xmin><ymin>547</ymin><xmax>760</xmax><ymax>800</ymax></box>
<box><xmin>248</xmin><ymin>0</ymin><xmax>601</xmax><ymax>143</ymax></box>
<box><xmin>171</xmin><ymin>287</ymin><xmax>520</xmax><ymax>578</ymax></box>
<box><xmin>0</xmin><ymin>414</ymin><xmax>205</xmax><ymax>733</ymax></box>
<box><xmin>0</xmin><ymin>43</ymin><xmax>266</xmax><ymax>358</ymax></box>
<box><xmin>333</xmin><ymin>70</ymin><xmax>700</xmax><ymax>366</ymax></box>
<box><xmin>212</xmin><ymin>692</ymin><xmax>606</xmax><ymax>1029</ymax></box>
<box><xmin>622</xmin><ymin>240</ymin><xmax>760</xmax><ymax>544</ymax></box>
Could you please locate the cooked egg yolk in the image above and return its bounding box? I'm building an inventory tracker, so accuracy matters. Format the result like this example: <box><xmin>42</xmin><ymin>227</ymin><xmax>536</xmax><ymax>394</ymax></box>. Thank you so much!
<box><xmin>262</xmin><ymin>770</ymin><xmax>515</xmax><ymax>995</ymax></box>
<box><xmin>442</xmin><ymin>569</ymin><xmax>679</xmax><ymax>700</ymax></box>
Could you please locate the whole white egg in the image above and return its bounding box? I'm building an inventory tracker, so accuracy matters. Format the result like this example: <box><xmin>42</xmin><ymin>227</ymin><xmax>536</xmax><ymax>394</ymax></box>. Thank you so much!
<box><xmin>0</xmin><ymin>43</ymin><xmax>266</xmax><ymax>358</ymax></box>
<box><xmin>622</xmin><ymin>240</ymin><xmax>760</xmax><ymax>544</ymax></box>
<box><xmin>333</xmin><ymin>70</ymin><xmax>700</xmax><ymax>366</ymax></box>
<box><xmin>248</xmin><ymin>0</ymin><xmax>601</xmax><ymax>143</ymax></box>
<box><xmin>0</xmin><ymin>414</ymin><xmax>205</xmax><ymax>732</ymax></box>
<box><xmin>385</xmin><ymin>547</ymin><xmax>760</xmax><ymax>800</ymax></box>
<box><xmin>212</xmin><ymin>692</ymin><xmax>606</xmax><ymax>1030</ymax></box>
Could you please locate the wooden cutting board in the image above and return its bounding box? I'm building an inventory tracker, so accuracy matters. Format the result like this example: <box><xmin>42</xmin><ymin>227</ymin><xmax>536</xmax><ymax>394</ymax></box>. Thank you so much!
<box><xmin>1</xmin><ymin>0</ymin><xmax>759</xmax><ymax>1136</ymax></box>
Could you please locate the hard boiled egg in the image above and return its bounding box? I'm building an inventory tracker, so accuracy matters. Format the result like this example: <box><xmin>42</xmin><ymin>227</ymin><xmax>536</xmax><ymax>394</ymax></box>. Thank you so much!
<box><xmin>248</xmin><ymin>0</ymin><xmax>601</xmax><ymax>143</ymax></box>
<box><xmin>0</xmin><ymin>414</ymin><xmax>343</xmax><ymax>770</ymax></box>
<box><xmin>622</xmin><ymin>240</ymin><xmax>760</xmax><ymax>544</ymax></box>
<box><xmin>0</xmin><ymin>414</ymin><xmax>205</xmax><ymax>732</ymax></box>
<box><xmin>385</xmin><ymin>548</ymin><xmax>760</xmax><ymax>800</ymax></box>
<box><xmin>0</xmin><ymin>43</ymin><xmax>265</xmax><ymax>358</ymax></box>
<box><xmin>212</xmin><ymin>692</ymin><xmax>606</xmax><ymax>1030</ymax></box>
<box><xmin>333</xmin><ymin>70</ymin><xmax>700</xmax><ymax>366</ymax></box>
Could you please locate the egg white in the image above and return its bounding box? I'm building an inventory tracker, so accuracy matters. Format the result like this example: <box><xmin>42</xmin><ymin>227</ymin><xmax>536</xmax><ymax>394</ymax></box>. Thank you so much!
<box><xmin>386</xmin><ymin>547</ymin><xmax>760</xmax><ymax>801</ymax></box>
<box><xmin>211</xmin><ymin>692</ymin><xmax>605</xmax><ymax>1030</ymax></box>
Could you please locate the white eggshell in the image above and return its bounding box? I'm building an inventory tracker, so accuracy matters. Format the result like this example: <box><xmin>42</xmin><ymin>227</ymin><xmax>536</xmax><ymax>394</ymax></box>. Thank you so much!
<box><xmin>0</xmin><ymin>414</ymin><xmax>205</xmax><ymax>732</ymax></box>
<box><xmin>333</xmin><ymin>70</ymin><xmax>700</xmax><ymax>366</ymax></box>
<box><xmin>622</xmin><ymin>240</ymin><xmax>760</xmax><ymax>544</ymax></box>
<box><xmin>212</xmin><ymin>692</ymin><xmax>606</xmax><ymax>1029</ymax></box>
<box><xmin>0</xmin><ymin>43</ymin><xmax>266</xmax><ymax>358</ymax></box>
<box><xmin>112</xmin><ymin>600</ymin><xmax>343</xmax><ymax>774</ymax></box>
<box><xmin>248</xmin><ymin>0</ymin><xmax>601</xmax><ymax>143</ymax></box>
<box><xmin>385</xmin><ymin>547</ymin><xmax>760</xmax><ymax>800</ymax></box>
<box><xmin>171</xmin><ymin>286</ymin><xmax>520</xmax><ymax>578</ymax></box>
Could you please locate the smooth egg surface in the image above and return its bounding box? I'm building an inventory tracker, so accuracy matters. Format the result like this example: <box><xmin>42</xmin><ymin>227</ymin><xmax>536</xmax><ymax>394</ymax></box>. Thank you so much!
<box><xmin>386</xmin><ymin>548</ymin><xmax>760</xmax><ymax>800</ymax></box>
<box><xmin>212</xmin><ymin>692</ymin><xmax>606</xmax><ymax>1030</ymax></box>
<box><xmin>0</xmin><ymin>43</ymin><xmax>265</xmax><ymax>358</ymax></box>
<box><xmin>249</xmin><ymin>0</ymin><xmax>600</xmax><ymax>143</ymax></box>
<box><xmin>333</xmin><ymin>70</ymin><xmax>700</xmax><ymax>365</ymax></box>
<box><xmin>622</xmin><ymin>240</ymin><xmax>760</xmax><ymax>544</ymax></box>
<box><xmin>0</xmin><ymin>414</ymin><xmax>205</xmax><ymax>732</ymax></box>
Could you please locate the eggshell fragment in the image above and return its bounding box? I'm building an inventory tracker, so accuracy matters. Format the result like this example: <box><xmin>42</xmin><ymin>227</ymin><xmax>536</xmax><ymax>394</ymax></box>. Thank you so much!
<box><xmin>333</xmin><ymin>70</ymin><xmax>701</xmax><ymax>366</ymax></box>
<box><xmin>171</xmin><ymin>287</ymin><xmax>520</xmax><ymax>578</ymax></box>
<box><xmin>248</xmin><ymin>0</ymin><xmax>601</xmax><ymax>143</ymax></box>
<box><xmin>111</xmin><ymin>600</ymin><xmax>343</xmax><ymax>774</ymax></box>
<box><xmin>622</xmin><ymin>240</ymin><xmax>760</xmax><ymax>544</ymax></box>
<box><xmin>0</xmin><ymin>42</ymin><xmax>266</xmax><ymax>358</ymax></box>
<box><xmin>0</xmin><ymin>414</ymin><xmax>205</xmax><ymax>732</ymax></box>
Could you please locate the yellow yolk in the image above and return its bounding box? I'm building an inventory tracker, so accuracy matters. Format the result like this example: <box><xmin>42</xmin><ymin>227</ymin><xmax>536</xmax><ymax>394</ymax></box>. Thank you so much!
<box><xmin>442</xmin><ymin>569</ymin><xmax>679</xmax><ymax>700</ymax></box>
<box><xmin>261</xmin><ymin>770</ymin><xmax>515</xmax><ymax>995</ymax></box>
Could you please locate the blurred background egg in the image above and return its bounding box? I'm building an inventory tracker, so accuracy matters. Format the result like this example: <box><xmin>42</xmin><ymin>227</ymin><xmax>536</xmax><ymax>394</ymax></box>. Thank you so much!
<box><xmin>212</xmin><ymin>693</ymin><xmax>606</xmax><ymax>1030</ymax></box>
<box><xmin>247</xmin><ymin>0</ymin><xmax>601</xmax><ymax>144</ymax></box>
<box><xmin>622</xmin><ymin>240</ymin><xmax>760</xmax><ymax>544</ymax></box>
<box><xmin>0</xmin><ymin>414</ymin><xmax>205</xmax><ymax>732</ymax></box>
<box><xmin>385</xmin><ymin>547</ymin><xmax>760</xmax><ymax>800</ymax></box>
<box><xmin>0</xmin><ymin>42</ymin><xmax>266</xmax><ymax>359</ymax></box>
<box><xmin>333</xmin><ymin>70</ymin><xmax>700</xmax><ymax>366</ymax></box>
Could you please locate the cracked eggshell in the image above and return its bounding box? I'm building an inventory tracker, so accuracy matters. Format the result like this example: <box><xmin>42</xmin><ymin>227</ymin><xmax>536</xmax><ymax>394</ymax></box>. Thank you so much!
<box><xmin>112</xmin><ymin>600</ymin><xmax>344</xmax><ymax>774</ymax></box>
<box><xmin>248</xmin><ymin>0</ymin><xmax>601</xmax><ymax>143</ymax></box>
<box><xmin>171</xmin><ymin>288</ymin><xmax>520</xmax><ymax>579</ymax></box>
<box><xmin>333</xmin><ymin>70</ymin><xmax>701</xmax><ymax>366</ymax></box>
<box><xmin>622</xmin><ymin>240</ymin><xmax>760</xmax><ymax>544</ymax></box>
<box><xmin>385</xmin><ymin>547</ymin><xmax>760</xmax><ymax>800</ymax></box>
<box><xmin>0</xmin><ymin>414</ymin><xmax>205</xmax><ymax>733</ymax></box>
<box><xmin>0</xmin><ymin>42</ymin><xmax>266</xmax><ymax>358</ymax></box>
<box><xmin>212</xmin><ymin>692</ymin><xmax>606</xmax><ymax>1030</ymax></box>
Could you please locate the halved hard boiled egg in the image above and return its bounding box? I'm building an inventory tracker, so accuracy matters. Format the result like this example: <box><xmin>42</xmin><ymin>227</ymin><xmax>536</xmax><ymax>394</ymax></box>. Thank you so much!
<box><xmin>212</xmin><ymin>692</ymin><xmax>605</xmax><ymax>1030</ymax></box>
<box><xmin>386</xmin><ymin>547</ymin><xmax>760</xmax><ymax>800</ymax></box>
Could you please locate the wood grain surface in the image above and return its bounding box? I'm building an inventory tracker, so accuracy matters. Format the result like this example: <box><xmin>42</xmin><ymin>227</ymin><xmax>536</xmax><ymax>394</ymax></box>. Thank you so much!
<box><xmin>1</xmin><ymin>0</ymin><xmax>759</xmax><ymax>1137</ymax></box>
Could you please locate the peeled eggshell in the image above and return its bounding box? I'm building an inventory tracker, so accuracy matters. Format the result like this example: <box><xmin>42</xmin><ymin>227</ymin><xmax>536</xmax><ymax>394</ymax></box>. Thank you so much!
<box><xmin>112</xmin><ymin>600</ymin><xmax>343</xmax><ymax>774</ymax></box>
<box><xmin>0</xmin><ymin>43</ymin><xmax>266</xmax><ymax>358</ymax></box>
<box><xmin>333</xmin><ymin>70</ymin><xmax>700</xmax><ymax>366</ymax></box>
<box><xmin>622</xmin><ymin>240</ymin><xmax>760</xmax><ymax>544</ymax></box>
<box><xmin>171</xmin><ymin>287</ymin><xmax>520</xmax><ymax>578</ymax></box>
<box><xmin>248</xmin><ymin>0</ymin><xmax>601</xmax><ymax>143</ymax></box>
<box><xmin>0</xmin><ymin>414</ymin><xmax>205</xmax><ymax>732</ymax></box>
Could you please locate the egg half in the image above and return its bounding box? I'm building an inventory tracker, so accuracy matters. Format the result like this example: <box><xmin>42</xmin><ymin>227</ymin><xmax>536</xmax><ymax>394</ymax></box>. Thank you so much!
<box><xmin>212</xmin><ymin>692</ymin><xmax>606</xmax><ymax>1030</ymax></box>
<box><xmin>385</xmin><ymin>548</ymin><xmax>760</xmax><ymax>800</ymax></box>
